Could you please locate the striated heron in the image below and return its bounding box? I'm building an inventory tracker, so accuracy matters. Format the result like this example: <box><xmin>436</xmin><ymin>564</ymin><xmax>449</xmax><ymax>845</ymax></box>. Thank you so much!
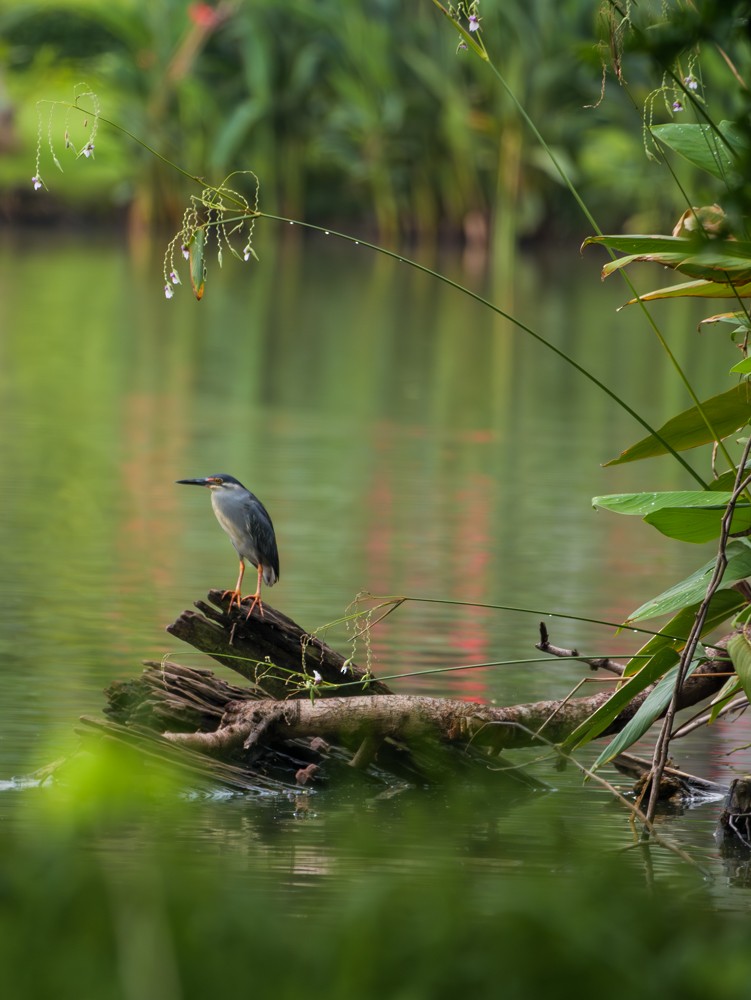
<box><xmin>176</xmin><ymin>474</ymin><xmax>280</xmax><ymax>617</ymax></box>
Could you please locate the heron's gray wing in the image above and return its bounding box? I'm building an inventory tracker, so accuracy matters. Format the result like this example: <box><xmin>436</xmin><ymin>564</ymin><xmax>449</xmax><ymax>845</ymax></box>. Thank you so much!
<box><xmin>244</xmin><ymin>495</ymin><xmax>280</xmax><ymax>584</ymax></box>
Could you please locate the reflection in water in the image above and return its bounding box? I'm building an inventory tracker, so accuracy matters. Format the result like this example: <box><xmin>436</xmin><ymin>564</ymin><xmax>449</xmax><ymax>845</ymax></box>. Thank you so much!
<box><xmin>0</xmin><ymin>227</ymin><xmax>748</xmax><ymax>901</ymax></box>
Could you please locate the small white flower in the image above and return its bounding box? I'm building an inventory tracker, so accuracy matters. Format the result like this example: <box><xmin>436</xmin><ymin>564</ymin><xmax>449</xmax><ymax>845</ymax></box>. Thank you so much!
<box><xmin>164</xmin><ymin>283</ymin><xmax>174</xmax><ymax>299</ymax></box>
<box><xmin>169</xmin><ymin>269</ymin><xmax>181</xmax><ymax>285</ymax></box>
<box><xmin>181</xmin><ymin>244</ymin><xmax>190</xmax><ymax>259</ymax></box>
<box><xmin>32</xmin><ymin>175</ymin><xmax>43</xmax><ymax>191</ymax></box>
<box><xmin>81</xmin><ymin>142</ymin><xmax>95</xmax><ymax>158</ymax></box>
<box><xmin>243</xmin><ymin>246</ymin><xmax>252</xmax><ymax>261</ymax></box>
<box><xmin>313</xmin><ymin>670</ymin><xmax>322</xmax><ymax>684</ymax></box>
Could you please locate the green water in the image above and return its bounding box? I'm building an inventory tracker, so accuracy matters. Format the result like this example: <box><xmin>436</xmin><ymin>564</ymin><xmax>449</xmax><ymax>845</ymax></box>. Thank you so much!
<box><xmin>1</xmin><ymin>225</ymin><xmax>751</xmax><ymax>932</ymax></box>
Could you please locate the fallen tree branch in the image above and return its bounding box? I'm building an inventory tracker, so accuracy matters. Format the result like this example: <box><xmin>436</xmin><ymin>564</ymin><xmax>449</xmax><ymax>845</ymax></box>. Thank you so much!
<box><xmin>165</xmin><ymin>591</ymin><xmax>392</xmax><ymax>698</ymax></box>
<box><xmin>161</xmin><ymin>644</ymin><xmax>733</xmax><ymax>757</ymax></box>
<box><xmin>80</xmin><ymin>595</ymin><xmax>737</xmax><ymax>793</ymax></box>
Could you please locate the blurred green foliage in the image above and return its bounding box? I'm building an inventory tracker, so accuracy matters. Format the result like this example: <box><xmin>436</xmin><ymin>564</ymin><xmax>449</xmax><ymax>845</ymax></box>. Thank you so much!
<box><xmin>0</xmin><ymin>0</ymin><xmax>737</xmax><ymax>239</ymax></box>
<box><xmin>1</xmin><ymin>742</ymin><xmax>750</xmax><ymax>1000</ymax></box>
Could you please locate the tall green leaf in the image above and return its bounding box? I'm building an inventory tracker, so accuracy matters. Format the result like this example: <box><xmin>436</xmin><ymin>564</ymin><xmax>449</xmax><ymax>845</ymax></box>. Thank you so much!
<box><xmin>562</xmin><ymin>646</ymin><xmax>679</xmax><ymax>754</ymax></box>
<box><xmin>562</xmin><ymin>590</ymin><xmax>745</xmax><ymax>753</ymax></box>
<box><xmin>627</xmin><ymin>541</ymin><xmax>751</xmax><ymax>622</ymax></box>
<box><xmin>727</xmin><ymin>632</ymin><xmax>751</xmax><ymax>702</ymax></box>
<box><xmin>591</xmin><ymin>662</ymin><xmax>699</xmax><ymax>770</ymax></box>
<box><xmin>604</xmin><ymin>383</ymin><xmax>751</xmax><ymax>466</ymax></box>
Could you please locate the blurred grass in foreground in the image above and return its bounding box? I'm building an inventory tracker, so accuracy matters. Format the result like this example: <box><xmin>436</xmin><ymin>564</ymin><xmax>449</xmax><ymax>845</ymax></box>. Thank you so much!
<box><xmin>0</xmin><ymin>741</ymin><xmax>749</xmax><ymax>1000</ymax></box>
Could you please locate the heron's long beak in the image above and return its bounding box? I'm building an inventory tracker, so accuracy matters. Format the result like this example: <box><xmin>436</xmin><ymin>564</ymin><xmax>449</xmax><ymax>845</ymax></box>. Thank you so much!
<box><xmin>176</xmin><ymin>478</ymin><xmax>211</xmax><ymax>487</ymax></box>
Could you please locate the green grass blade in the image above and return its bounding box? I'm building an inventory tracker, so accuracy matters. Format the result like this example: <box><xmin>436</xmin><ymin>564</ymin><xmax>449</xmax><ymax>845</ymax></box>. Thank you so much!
<box><xmin>562</xmin><ymin>590</ymin><xmax>745</xmax><ymax>753</ymax></box>
<box><xmin>591</xmin><ymin>662</ymin><xmax>699</xmax><ymax>770</ymax></box>
<box><xmin>727</xmin><ymin>632</ymin><xmax>751</xmax><ymax>702</ymax></box>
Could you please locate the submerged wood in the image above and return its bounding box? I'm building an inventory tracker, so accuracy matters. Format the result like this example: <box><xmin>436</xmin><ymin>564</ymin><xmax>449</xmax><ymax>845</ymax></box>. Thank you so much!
<box><xmin>718</xmin><ymin>777</ymin><xmax>751</xmax><ymax>848</ymax></box>
<box><xmin>87</xmin><ymin>594</ymin><xmax>738</xmax><ymax>788</ymax></box>
<box><xmin>613</xmin><ymin>751</ymin><xmax>728</xmax><ymax>803</ymax></box>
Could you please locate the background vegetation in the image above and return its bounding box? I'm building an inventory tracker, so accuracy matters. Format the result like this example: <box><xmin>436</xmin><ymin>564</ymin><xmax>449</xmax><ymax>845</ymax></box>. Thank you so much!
<box><xmin>0</xmin><ymin>0</ymin><xmax>743</xmax><ymax>241</ymax></box>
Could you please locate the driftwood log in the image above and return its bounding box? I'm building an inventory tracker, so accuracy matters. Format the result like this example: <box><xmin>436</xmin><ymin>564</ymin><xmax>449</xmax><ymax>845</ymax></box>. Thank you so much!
<box><xmin>77</xmin><ymin>591</ymin><xmax>738</xmax><ymax>794</ymax></box>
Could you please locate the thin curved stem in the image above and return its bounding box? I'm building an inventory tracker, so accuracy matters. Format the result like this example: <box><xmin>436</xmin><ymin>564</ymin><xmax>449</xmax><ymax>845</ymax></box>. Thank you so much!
<box><xmin>254</xmin><ymin>212</ymin><xmax>707</xmax><ymax>486</ymax></box>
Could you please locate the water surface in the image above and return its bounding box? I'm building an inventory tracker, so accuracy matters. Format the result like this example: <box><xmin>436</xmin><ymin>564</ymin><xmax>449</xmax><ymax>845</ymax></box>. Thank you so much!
<box><xmin>0</xmin><ymin>226</ymin><xmax>748</xmax><ymax>905</ymax></box>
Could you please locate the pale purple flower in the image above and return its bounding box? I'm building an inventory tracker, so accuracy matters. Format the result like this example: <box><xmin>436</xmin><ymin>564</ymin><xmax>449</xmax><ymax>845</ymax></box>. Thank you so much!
<box><xmin>672</xmin><ymin>100</ymin><xmax>683</xmax><ymax>113</ymax></box>
<box><xmin>468</xmin><ymin>13</ymin><xmax>481</xmax><ymax>31</ymax></box>
<box><xmin>169</xmin><ymin>269</ymin><xmax>181</xmax><ymax>285</ymax></box>
<box><xmin>457</xmin><ymin>40</ymin><xmax>468</xmax><ymax>51</ymax></box>
<box><xmin>181</xmin><ymin>244</ymin><xmax>190</xmax><ymax>260</ymax></box>
<box><xmin>684</xmin><ymin>75</ymin><xmax>698</xmax><ymax>91</ymax></box>
<box><xmin>82</xmin><ymin>142</ymin><xmax>95</xmax><ymax>158</ymax></box>
<box><xmin>313</xmin><ymin>670</ymin><xmax>322</xmax><ymax>684</ymax></box>
<box><xmin>164</xmin><ymin>283</ymin><xmax>174</xmax><ymax>299</ymax></box>
<box><xmin>31</xmin><ymin>175</ymin><xmax>42</xmax><ymax>191</ymax></box>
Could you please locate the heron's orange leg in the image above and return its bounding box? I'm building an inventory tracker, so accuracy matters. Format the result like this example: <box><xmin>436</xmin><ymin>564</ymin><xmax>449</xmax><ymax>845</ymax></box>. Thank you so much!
<box><xmin>243</xmin><ymin>563</ymin><xmax>265</xmax><ymax>619</ymax></box>
<box><xmin>222</xmin><ymin>560</ymin><xmax>245</xmax><ymax>611</ymax></box>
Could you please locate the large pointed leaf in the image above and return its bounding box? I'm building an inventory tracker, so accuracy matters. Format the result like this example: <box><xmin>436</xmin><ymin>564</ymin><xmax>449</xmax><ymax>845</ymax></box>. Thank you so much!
<box><xmin>591</xmin><ymin>236</ymin><xmax>751</xmax><ymax>285</ymax></box>
<box><xmin>593</xmin><ymin>490</ymin><xmax>751</xmax><ymax>543</ymax></box>
<box><xmin>651</xmin><ymin>121</ymin><xmax>743</xmax><ymax>179</ymax></box>
<box><xmin>626</xmin><ymin>540</ymin><xmax>751</xmax><ymax>622</ymax></box>
<box><xmin>604</xmin><ymin>383</ymin><xmax>751</xmax><ymax>466</ymax></box>
<box><xmin>625</xmin><ymin>590</ymin><xmax>746</xmax><ymax>677</ymax></box>
<box><xmin>562</xmin><ymin>590</ymin><xmax>745</xmax><ymax>752</ymax></box>
<box><xmin>583</xmin><ymin>234</ymin><xmax>691</xmax><ymax>255</ymax></box>
<box><xmin>591</xmin><ymin>662</ymin><xmax>699</xmax><ymax>769</ymax></box>
<box><xmin>644</xmin><ymin>502</ymin><xmax>751</xmax><ymax>543</ymax></box>
<box><xmin>700</xmin><ymin>311</ymin><xmax>751</xmax><ymax>331</ymax></box>
<box><xmin>727</xmin><ymin>632</ymin><xmax>751</xmax><ymax>703</ymax></box>
<box><xmin>624</xmin><ymin>590</ymin><xmax>744</xmax><ymax>675</ymax></box>
<box><xmin>593</xmin><ymin>491</ymin><xmax>734</xmax><ymax>516</ymax></box>
<box><xmin>584</xmin><ymin>229</ymin><xmax>751</xmax><ymax>303</ymax></box>
<box><xmin>622</xmin><ymin>276</ymin><xmax>751</xmax><ymax>305</ymax></box>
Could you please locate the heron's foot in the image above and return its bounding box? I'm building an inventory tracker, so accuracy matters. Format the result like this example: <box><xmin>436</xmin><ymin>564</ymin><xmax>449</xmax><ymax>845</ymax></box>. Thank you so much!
<box><xmin>242</xmin><ymin>593</ymin><xmax>265</xmax><ymax>619</ymax></box>
<box><xmin>222</xmin><ymin>589</ymin><xmax>244</xmax><ymax>612</ymax></box>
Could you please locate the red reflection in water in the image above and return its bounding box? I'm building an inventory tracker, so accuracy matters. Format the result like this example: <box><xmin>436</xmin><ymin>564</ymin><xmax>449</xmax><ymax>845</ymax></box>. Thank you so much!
<box><xmin>362</xmin><ymin>423</ymin><xmax>496</xmax><ymax>700</ymax></box>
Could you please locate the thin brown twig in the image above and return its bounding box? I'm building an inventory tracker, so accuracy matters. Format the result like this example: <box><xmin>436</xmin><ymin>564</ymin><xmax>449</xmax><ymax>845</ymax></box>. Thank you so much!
<box><xmin>644</xmin><ymin>440</ymin><xmax>751</xmax><ymax>831</ymax></box>
<box><xmin>671</xmin><ymin>694</ymin><xmax>749</xmax><ymax>740</ymax></box>
<box><xmin>536</xmin><ymin>621</ymin><xmax>625</xmax><ymax>675</ymax></box>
